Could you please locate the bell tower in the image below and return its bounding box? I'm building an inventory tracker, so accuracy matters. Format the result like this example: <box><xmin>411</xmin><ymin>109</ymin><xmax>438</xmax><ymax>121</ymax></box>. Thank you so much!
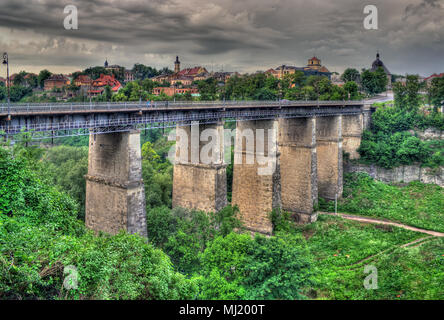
<box><xmin>174</xmin><ymin>56</ymin><xmax>180</xmax><ymax>73</ymax></box>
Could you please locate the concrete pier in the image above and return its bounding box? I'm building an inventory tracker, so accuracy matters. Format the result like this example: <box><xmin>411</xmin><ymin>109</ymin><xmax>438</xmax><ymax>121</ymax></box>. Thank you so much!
<box><xmin>172</xmin><ymin>122</ymin><xmax>228</xmax><ymax>213</ymax></box>
<box><xmin>85</xmin><ymin>130</ymin><xmax>147</xmax><ymax>237</ymax></box>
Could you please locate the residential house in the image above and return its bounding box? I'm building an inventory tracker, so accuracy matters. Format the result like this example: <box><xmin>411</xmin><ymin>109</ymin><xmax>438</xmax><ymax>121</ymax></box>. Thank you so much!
<box><xmin>424</xmin><ymin>73</ymin><xmax>444</xmax><ymax>87</ymax></box>
<box><xmin>88</xmin><ymin>74</ymin><xmax>122</xmax><ymax>96</ymax></box>
<box><xmin>153</xmin><ymin>86</ymin><xmax>199</xmax><ymax>96</ymax></box>
<box><xmin>267</xmin><ymin>56</ymin><xmax>332</xmax><ymax>80</ymax></box>
<box><xmin>44</xmin><ymin>74</ymin><xmax>70</xmax><ymax>91</ymax></box>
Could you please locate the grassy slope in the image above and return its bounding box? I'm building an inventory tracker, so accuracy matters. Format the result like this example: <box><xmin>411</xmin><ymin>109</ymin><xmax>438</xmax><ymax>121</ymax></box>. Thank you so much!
<box><xmin>320</xmin><ymin>173</ymin><xmax>444</xmax><ymax>233</ymax></box>
<box><xmin>296</xmin><ymin>215</ymin><xmax>444</xmax><ymax>300</ymax></box>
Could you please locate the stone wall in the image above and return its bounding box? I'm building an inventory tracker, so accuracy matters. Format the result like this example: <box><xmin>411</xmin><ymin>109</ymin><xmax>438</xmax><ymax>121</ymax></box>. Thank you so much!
<box><xmin>342</xmin><ymin>114</ymin><xmax>363</xmax><ymax>160</ymax></box>
<box><xmin>411</xmin><ymin>128</ymin><xmax>444</xmax><ymax>140</ymax></box>
<box><xmin>344</xmin><ymin>162</ymin><xmax>444</xmax><ymax>187</ymax></box>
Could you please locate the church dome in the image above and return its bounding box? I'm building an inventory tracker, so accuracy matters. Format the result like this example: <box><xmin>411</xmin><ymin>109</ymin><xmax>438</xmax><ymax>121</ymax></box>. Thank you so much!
<box><xmin>371</xmin><ymin>53</ymin><xmax>390</xmax><ymax>75</ymax></box>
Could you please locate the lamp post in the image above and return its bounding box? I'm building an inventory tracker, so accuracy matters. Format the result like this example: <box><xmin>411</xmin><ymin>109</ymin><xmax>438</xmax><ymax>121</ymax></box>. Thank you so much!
<box><xmin>2</xmin><ymin>52</ymin><xmax>10</xmax><ymax>120</ymax></box>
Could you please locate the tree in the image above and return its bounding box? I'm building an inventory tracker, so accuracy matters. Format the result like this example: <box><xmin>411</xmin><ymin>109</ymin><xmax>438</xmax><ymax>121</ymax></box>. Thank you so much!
<box><xmin>38</xmin><ymin>69</ymin><xmax>52</xmax><ymax>88</ymax></box>
<box><xmin>428</xmin><ymin>76</ymin><xmax>444</xmax><ymax>112</ymax></box>
<box><xmin>104</xmin><ymin>85</ymin><xmax>112</xmax><ymax>101</ymax></box>
<box><xmin>361</xmin><ymin>67</ymin><xmax>387</xmax><ymax>95</ymax></box>
<box><xmin>13</xmin><ymin>71</ymin><xmax>27</xmax><ymax>86</ymax></box>
<box><xmin>133</xmin><ymin>64</ymin><xmax>159</xmax><ymax>80</ymax></box>
<box><xmin>141</xmin><ymin>79</ymin><xmax>158</xmax><ymax>94</ymax></box>
<box><xmin>83</xmin><ymin>66</ymin><xmax>110</xmax><ymax>80</ymax></box>
<box><xmin>344</xmin><ymin>81</ymin><xmax>359</xmax><ymax>100</ymax></box>
<box><xmin>341</xmin><ymin>68</ymin><xmax>360</xmax><ymax>83</ymax></box>
<box><xmin>197</xmin><ymin>78</ymin><xmax>218</xmax><ymax>101</ymax></box>
<box><xmin>393</xmin><ymin>75</ymin><xmax>422</xmax><ymax>112</ymax></box>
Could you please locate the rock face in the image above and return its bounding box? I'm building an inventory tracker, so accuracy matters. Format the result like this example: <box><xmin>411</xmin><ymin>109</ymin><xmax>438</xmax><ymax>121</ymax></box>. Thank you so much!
<box><xmin>411</xmin><ymin>128</ymin><xmax>444</xmax><ymax>140</ymax></box>
<box><xmin>344</xmin><ymin>163</ymin><xmax>443</xmax><ymax>187</ymax></box>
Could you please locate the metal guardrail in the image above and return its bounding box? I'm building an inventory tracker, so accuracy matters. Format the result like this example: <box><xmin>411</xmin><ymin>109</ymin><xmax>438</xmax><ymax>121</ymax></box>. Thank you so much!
<box><xmin>0</xmin><ymin>100</ymin><xmax>365</xmax><ymax>114</ymax></box>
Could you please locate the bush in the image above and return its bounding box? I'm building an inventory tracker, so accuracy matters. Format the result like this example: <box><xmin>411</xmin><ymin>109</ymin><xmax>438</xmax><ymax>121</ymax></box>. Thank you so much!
<box><xmin>357</xmin><ymin>105</ymin><xmax>443</xmax><ymax>168</ymax></box>
<box><xmin>0</xmin><ymin>150</ymin><xmax>197</xmax><ymax>300</ymax></box>
<box><xmin>198</xmin><ymin>232</ymin><xmax>313</xmax><ymax>300</ymax></box>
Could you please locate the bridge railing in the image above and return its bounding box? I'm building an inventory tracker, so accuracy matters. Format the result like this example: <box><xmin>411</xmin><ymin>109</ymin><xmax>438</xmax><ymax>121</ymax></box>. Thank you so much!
<box><xmin>0</xmin><ymin>100</ymin><xmax>364</xmax><ymax>114</ymax></box>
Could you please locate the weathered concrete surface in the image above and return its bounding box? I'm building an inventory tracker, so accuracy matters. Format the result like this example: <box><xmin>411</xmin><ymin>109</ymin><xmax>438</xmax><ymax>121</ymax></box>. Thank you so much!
<box><xmin>316</xmin><ymin>116</ymin><xmax>343</xmax><ymax>200</ymax></box>
<box><xmin>232</xmin><ymin>120</ymin><xmax>280</xmax><ymax>234</ymax></box>
<box><xmin>172</xmin><ymin>122</ymin><xmax>228</xmax><ymax>212</ymax></box>
<box><xmin>342</xmin><ymin>114</ymin><xmax>363</xmax><ymax>160</ymax></box>
<box><xmin>85</xmin><ymin>130</ymin><xmax>147</xmax><ymax>237</ymax></box>
<box><xmin>345</xmin><ymin>162</ymin><xmax>444</xmax><ymax>187</ymax></box>
<box><xmin>278</xmin><ymin>117</ymin><xmax>318</xmax><ymax>223</ymax></box>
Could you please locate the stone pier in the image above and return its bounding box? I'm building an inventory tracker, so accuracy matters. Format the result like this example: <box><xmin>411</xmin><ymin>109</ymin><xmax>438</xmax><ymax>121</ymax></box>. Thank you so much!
<box><xmin>85</xmin><ymin>130</ymin><xmax>147</xmax><ymax>237</ymax></box>
<box><xmin>232</xmin><ymin>120</ymin><xmax>281</xmax><ymax>235</ymax></box>
<box><xmin>278</xmin><ymin>117</ymin><xmax>318</xmax><ymax>223</ymax></box>
<box><xmin>316</xmin><ymin>116</ymin><xmax>343</xmax><ymax>200</ymax></box>
<box><xmin>172</xmin><ymin>122</ymin><xmax>228</xmax><ymax>212</ymax></box>
<box><xmin>342</xmin><ymin>114</ymin><xmax>363</xmax><ymax>160</ymax></box>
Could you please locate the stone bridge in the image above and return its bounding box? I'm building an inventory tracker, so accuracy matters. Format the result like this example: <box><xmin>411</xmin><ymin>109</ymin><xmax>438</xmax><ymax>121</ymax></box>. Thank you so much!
<box><xmin>0</xmin><ymin>100</ymin><xmax>374</xmax><ymax>236</ymax></box>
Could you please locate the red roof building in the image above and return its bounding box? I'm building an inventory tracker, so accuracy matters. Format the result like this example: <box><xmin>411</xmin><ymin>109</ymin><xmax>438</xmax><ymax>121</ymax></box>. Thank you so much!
<box><xmin>424</xmin><ymin>73</ymin><xmax>444</xmax><ymax>86</ymax></box>
<box><xmin>176</xmin><ymin>66</ymin><xmax>208</xmax><ymax>77</ymax></box>
<box><xmin>88</xmin><ymin>74</ymin><xmax>122</xmax><ymax>96</ymax></box>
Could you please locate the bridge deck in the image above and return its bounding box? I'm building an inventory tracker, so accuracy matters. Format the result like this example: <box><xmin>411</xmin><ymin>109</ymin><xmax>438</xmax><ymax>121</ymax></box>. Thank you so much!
<box><xmin>0</xmin><ymin>100</ymin><xmax>369</xmax><ymax>140</ymax></box>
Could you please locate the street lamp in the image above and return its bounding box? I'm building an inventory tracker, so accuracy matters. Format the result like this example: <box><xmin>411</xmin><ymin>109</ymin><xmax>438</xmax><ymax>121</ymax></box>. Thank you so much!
<box><xmin>2</xmin><ymin>52</ymin><xmax>11</xmax><ymax>120</ymax></box>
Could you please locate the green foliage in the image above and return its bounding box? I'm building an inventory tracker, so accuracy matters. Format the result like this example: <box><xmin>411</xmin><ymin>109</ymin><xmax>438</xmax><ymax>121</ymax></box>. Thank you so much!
<box><xmin>295</xmin><ymin>215</ymin><xmax>443</xmax><ymax>300</ymax></box>
<box><xmin>146</xmin><ymin>206</ymin><xmax>242</xmax><ymax>275</ymax></box>
<box><xmin>42</xmin><ymin>146</ymin><xmax>89</xmax><ymax>220</ymax></box>
<box><xmin>132</xmin><ymin>63</ymin><xmax>160</xmax><ymax>80</ymax></box>
<box><xmin>0</xmin><ymin>149</ymin><xmax>197</xmax><ymax>300</ymax></box>
<box><xmin>358</xmin><ymin>105</ymin><xmax>443</xmax><ymax>168</ymax></box>
<box><xmin>0</xmin><ymin>153</ymin><xmax>82</xmax><ymax>234</ymax></box>
<box><xmin>428</xmin><ymin>76</ymin><xmax>444</xmax><ymax>112</ymax></box>
<box><xmin>0</xmin><ymin>217</ymin><xmax>198</xmax><ymax>300</ymax></box>
<box><xmin>360</xmin><ymin>67</ymin><xmax>388</xmax><ymax>95</ymax></box>
<box><xmin>341</xmin><ymin>68</ymin><xmax>360</xmax><ymax>83</ymax></box>
<box><xmin>197</xmin><ymin>78</ymin><xmax>219</xmax><ymax>101</ymax></box>
<box><xmin>9</xmin><ymin>85</ymin><xmax>33</xmax><ymax>102</ymax></box>
<box><xmin>393</xmin><ymin>75</ymin><xmax>423</xmax><ymax>112</ymax></box>
<box><xmin>198</xmin><ymin>232</ymin><xmax>313</xmax><ymax>300</ymax></box>
<box><xmin>321</xmin><ymin>173</ymin><xmax>444</xmax><ymax>233</ymax></box>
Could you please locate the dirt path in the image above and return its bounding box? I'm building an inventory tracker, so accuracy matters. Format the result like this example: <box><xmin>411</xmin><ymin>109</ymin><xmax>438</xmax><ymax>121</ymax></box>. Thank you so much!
<box><xmin>319</xmin><ymin>212</ymin><xmax>444</xmax><ymax>237</ymax></box>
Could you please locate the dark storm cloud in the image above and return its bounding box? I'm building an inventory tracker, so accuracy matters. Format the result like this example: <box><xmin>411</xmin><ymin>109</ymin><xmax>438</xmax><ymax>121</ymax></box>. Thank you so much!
<box><xmin>0</xmin><ymin>0</ymin><xmax>443</xmax><ymax>76</ymax></box>
<box><xmin>404</xmin><ymin>0</ymin><xmax>442</xmax><ymax>20</ymax></box>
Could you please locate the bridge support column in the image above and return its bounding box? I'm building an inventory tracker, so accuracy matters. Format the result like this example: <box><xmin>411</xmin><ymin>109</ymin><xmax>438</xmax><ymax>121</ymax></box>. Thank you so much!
<box><xmin>316</xmin><ymin>116</ymin><xmax>343</xmax><ymax>200</ymax></box>
<box><xmin>232</xmin><ymin>120</ymin><xmax>281</xmax><ymax>235</ymax></box>
<box><xmin>342</xmin><ymin>114</ymin><xmax>363</xmax><ymax>160</ymax></box>
<box><xmin>172</xmin><ymin>122</ymin><xmax>227</xmax><ymax>212</ymax></box>
<box><xmin>278</xmin><ymin>117</ymin><xmax>318</xmax><ymax>223</ymax></box>
<box><xmin>85</xmin><ymin>130</ymin><xmax>147</xmax><ymax>237</ymax></box>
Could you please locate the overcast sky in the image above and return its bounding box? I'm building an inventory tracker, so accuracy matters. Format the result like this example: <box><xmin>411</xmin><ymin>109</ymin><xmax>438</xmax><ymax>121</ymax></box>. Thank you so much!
<box><xmin>0</xmin><ymin>0</ymin><xmax>443</xmax><ymax>77</ymax></box>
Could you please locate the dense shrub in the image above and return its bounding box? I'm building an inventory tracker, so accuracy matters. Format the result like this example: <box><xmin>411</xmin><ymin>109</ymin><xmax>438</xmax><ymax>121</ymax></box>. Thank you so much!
<box><xmin>358</xmin><ymin>106</ymin><xmax>443</xmax><ymax>168</ymax></box>
<box><xmin>197</xmin><ymin>232</ymin><xmax>313</xmax><ymax>300</ymax></box>
<box><xmin>146</xmin><ymin>206</ymin><xmax>243</xmax><ymax>275</ymax></box>
<box><xmin>0</xmin><ymin>151</ymin><xmax>197</xmax><ymax>300</ymax></box>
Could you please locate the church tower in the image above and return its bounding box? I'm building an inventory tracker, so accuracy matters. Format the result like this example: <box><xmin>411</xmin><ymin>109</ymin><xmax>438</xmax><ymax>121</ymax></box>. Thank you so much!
<box><xmin>174</xmin><ymin>56</ymin><xmax>181</xmax><ymax>73</ymax></box>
